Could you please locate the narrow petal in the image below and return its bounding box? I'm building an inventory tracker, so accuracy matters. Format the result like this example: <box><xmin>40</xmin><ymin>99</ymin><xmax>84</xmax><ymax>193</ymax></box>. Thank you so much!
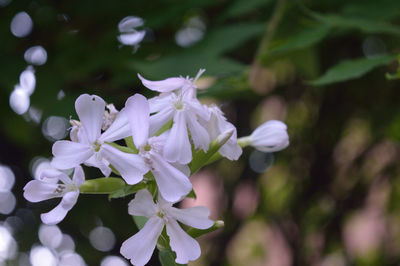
<box><xmin>120</xmin><ymin>216</ymin><xmax>164</xmax><ymax>266</ymax></box>
<box><xmin>125</xmin><ymin>94</ymin><xmax>149</xmax><ymax>148</ymax></box>
<box><xmin>39</xmin><ymin>169</ymin><xmax>66</xmax><ymax>182</ymax></box>
<box><xmin>168</xmin><ymin>206</ymin><xmax>214</xmax><ymax>229</ymax></box>
<box><xmin>84</xmin><ymin>155</ymin><xmax>112</xmax><ymax>177</ymax></box>
<box><xmin>163</xmin><ymin>112</ymin><xmax>192</xmax><ymax>164</ymax></box>
<box><xmin>166</xmin><ymin>219</ymin><xmax>201</xmax><ymax>264</ymax></box>
<box><xmin>41</xmin><ymin>191</ymin><xmax>79</xmax><ymax>225</ymax></box>
<box><xmin>219</xmin><ymin>138</ymin><xmax>242</xmax><ymax>160</ymax></box>
<box><xmin>138</xmin><ymin>74</ymin><xmax>185</xmax><ymax>92</ymax></box>
<box><xmin>186</xmin><ymin>113</ymin><xmax>210</xmax><ymax>151</ymax></box>
<box><xmin>51</xmin><ymin>141</ymin><xmax>93</xmax><ymax>169</ymax></box>
<box><xmin>148</xmin><ymin>94</ymin><xmax>172</xmax><ymax>113</ymax></box>
<box><xmin>127</xmin><ymin>189</ymin><xmax>157</xmax><ymax>217</ymax></box>
<box><xmin>75</xmin><ymin>94</ymin><xmax>105</xmax><ymax>143</ymax></box>
<box><xmin>149</xmin><ymin>108</ymin><xmax>175</xmax><ymax>136</ymax></box>
<box><xmin>151</xmin><ymin>153</ymin><xmax>192</xmax><ymax>202</ymax></box>
<box><xmin>23</xmin><ymin>180</ymin><xmax>60</xmax><ymax>202</ymax></box>
<box><xmin>99</xmin><ymin>109</ymin><xmax>131</xmax><ymax>143</ymax></box>
<box><xmin>72</xmin><ymin>166</ymin><xmax>85</xmax><ymax>187</ymax></box>
<box><xmin>100</xmin><ymin>144</ymin><xmax>149</xmax><ymax>185</ymax></box>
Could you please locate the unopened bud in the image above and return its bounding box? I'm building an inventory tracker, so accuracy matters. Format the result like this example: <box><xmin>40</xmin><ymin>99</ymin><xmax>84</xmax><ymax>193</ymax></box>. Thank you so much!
<box><xmin>248</xmin><ymin>120</ymin><xmax>289</xmax><ymax>152</ymax></box>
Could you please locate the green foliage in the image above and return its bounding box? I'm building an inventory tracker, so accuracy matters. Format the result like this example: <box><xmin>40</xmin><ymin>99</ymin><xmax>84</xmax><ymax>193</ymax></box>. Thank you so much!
<box><xmin>310</xmin><ymin>55</ymin><xmax>396</xmax><ymax>86</ymax></box>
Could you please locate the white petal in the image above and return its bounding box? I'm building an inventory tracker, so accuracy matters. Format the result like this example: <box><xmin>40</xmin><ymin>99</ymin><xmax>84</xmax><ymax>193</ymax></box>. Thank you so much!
<box><xmin>75</xmin><ymin>94</ymin><xmax>105</xmax><ymax>143</ymax></box>
<box><xmin>138</xmin><ymin>74</ymin><xmax>186</xmax><ymax>92</ymax></box>
<box><xmin>163</xmin><ymin>112</ymin><xmax>192</xmax><ymax>164</ymax></box>
<box><xmin>171</xmin><ymin>163</ymin><xmax>190</xmax><ymax>177</ymax></box>
<box><xmin>39</xmin><ymin>169</ymin><xmax>67</xmax><ymax>182</ymax></box>
<box><xmin>41</xmin><ymin>191</ymin><xmax>79</xmax><ymax>225</ymax></box>
<box><xmin>99</xmin><ymin>109</ymin><xmax>131</xmax><ymax>143</ymax></box>
<box><xmin>19</xmin><ymin>68</ymin><xmax>36</xmax><ymax>96</ymax></box>
<box><xmin>167</xmin><ymin>206</ymin><xmax>213</xmax><ymax>229</ymax></box>
<box><xmin>51</xmin><ymin>141</ymin><xmax>93</xmax><ymax>169</ymax></box>
<box><xmin>23</xmin><ymin>180</ymin><xmax>59</xmax><ymax>202</ymax></box>
<box><xmin>120</xmin><ymin>216</ymin><xmax>164</xmax><ymax>266</ymax></box>
<box><xmin>125</xmin><ymin>94</ymin><xmax>149</xmax><ymax>148</ymax></box>
<box><xmin>148</xmin><ymin>94</ymin><xmax>172</xmax><ymax>113</ymax></box>
<box><xmin>187</xmin><ymin>100</ymin><xmax>210</xmax><ymax>121</ymax></box>
<box><xmin>72</xmin><ymin>166</ymin><xmax>85</xmax><ymax>187</ymax></box>
<box><xmin>219</xmin><ymin>138</ymin><xmax>242</xmax><ymax>160</ymax></box>
<box><xmin>84</xmin><ymin>155</ymin><xmax>112</xmax><ymax>177</ymax></box>
<box><xmin>151</xmin><ymin>153</ymin><xmax>192</xmax><ymax>202</ymax></box>
<box><xmin>186</xmin><ymin>113</ymin><xmax>210</xmax><ymax>151</ymax></box>
<box><xmin>100</xmin><ymin>144</ymin><xmax>149</xmax><ymax>185</ymax></box>
<box><xmin>166</xmin><ymin>219</ymin><xmax>201</xmax><ymax>264</ymax></box>
<box><xmin>127</xmin><ymin>189</ymin><xmax>157</xmax><ymax>217</ymax></box>
<box><xmin>118</xmin><ymin>31</ymin><xmax>145</xmax><ymax>46</ymax></box>
<box><xmin>149</xmin><ymin>107</ymin><xmax>175</xmax><ymax>136</ymax></box>
<box><xmin>250</xmin><ymin>120</ymin><xmax>289</xmax><ymax>152</ymax></box>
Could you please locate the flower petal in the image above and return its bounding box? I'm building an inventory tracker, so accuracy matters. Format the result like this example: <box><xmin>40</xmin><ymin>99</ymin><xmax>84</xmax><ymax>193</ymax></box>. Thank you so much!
<box><xmin>99</xmin><ymin>109</ymin><xmax>131</xmax><ymax>143</ymax></box>
<box><xmin>168</xmin><ymin>206</ymin><xmax>214</xmax><ymax>229</ymax></box>
<box><xmin>120</xmin><ymin>216</ymin><xmax>164</xmax><ymax>266</ymax></box>
<box><xmin>72</xmin><ymin>166</ymin><xmax>85</xmax><ymax>187</ymax></box>
<box><xmin>127</xmin><ymin>189</ymin><xmax>157</xmax><ymax>217</ymax></box>
<box><xmin>125</xmin><ymin>94</ymin><xmax>149</xmax><ymax>148</ymax></box>
<box><xmin>151</xmin><ymin>153</ymin><xmax>192</xmax><ymax>202</ymax></box>
<box><xmin>100</xmin><ymin>144</ymin><xmax>149</xmax><ymax>185</ymax></box>
<box><xmin>250</xmin><ymin>120</ymin><xmax>289</xmax><ymax>152</ymax></box>
<box><xmin>41</xmin><ymin>191</ymin><xmax>79</xmax><ymax>225</ymax></box>
<box><xmin>166</xmin><ymin>219</ymin><xmax>201</xmax><ymax>264</ymax></box>
<box><xmin>23</xmin><ymin>180</ymin><xmax>60</xmax><ymax>202</ymax></box>
<box><xmin>186</xmin><ymin>112</ymin><xmax>210</xmax><ymax>151</ymax></box>
<box><xmin>84</xmin><ymin>155</ymin><xmax>112</xmax><ymax>177</ymax></box>
<box><xmin>51</xmin><ymin>141</ymin><xmax>93</xmax><ymax>170</ymax></box>
<box><xmin>75</xmin><ymin>94</ymin><xmax>105</xmax><ymax>143</ymax></box>
<box><xmin>138</xmin><ymin>74</ymin><xmax>185</xmax><ymax>92</ymax></box>
<box><xmin>163</xmin><ymin>112</ymin><xmax>192</xmax><ymax>164</ymax></box>
<box><xmin>149</xmin><ymin>107</ymin><xmax>174</xmax><ymax>136</ymax></box>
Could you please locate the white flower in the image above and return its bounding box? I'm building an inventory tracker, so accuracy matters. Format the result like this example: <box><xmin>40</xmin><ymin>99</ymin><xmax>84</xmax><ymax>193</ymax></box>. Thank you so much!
<box><xmin>120</xmin><ymin>189</ymin><xmax>214</xmax><ymax>266</ymax></box>
<box><xmin>138</xmin><ymin>70</ymin><xmax>210</xmax><ymax>164</ymax></box>
<box><xmin>247</xmin><ymin>120</ymin><xmax>289</xmax><ymax>152</ymax></box>
<box><xmin>51</xmin><ymin>94</ymin><xmax>148</xmax><ymax>185</ymax></box>
<box><xmin>23</xmin><ymin>166</ymin><xmax>84</xmax><ymax>225</ymax></box>
<box><xmin>124</xmin><ymin>94</ymin><xmax>192</xmax><ymax>202</ymax></box>
<box><xmin>205</xmin><ymin>105</ymin><xmax>242</xmax><ymax>160</ymax></box>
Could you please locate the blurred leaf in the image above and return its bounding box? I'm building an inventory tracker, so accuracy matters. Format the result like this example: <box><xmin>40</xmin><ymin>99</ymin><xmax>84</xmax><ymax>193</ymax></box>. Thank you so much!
<box><xmin>187</xmin><ymin>220</ymin><xmax>224</xmax><ymax>238</ymax></box>
<box><xmin>108</xmin><ymin>182</ymin><xmax>148</xmax><ymax>199</ymax></box>
<box><xmin>310</xmin><ymin>55</ymin><xmax>396</xmax><ymax>86</ymax></box>
<box><xmin>223</xmin><ymin>0</ymin><xmax>273</xmax><ymax>19</ymax></box>
<box><xmin>386</xmin><ymin>55</ymin><xmax>400</xmax><ymax>80</ymax></box>
<box><xmin>341</xmin><ymin>0</ymin><xmax>400</xmax><ymax>21</ymax></box>
<box><xmin>133</xmin><ymin>215</ymin><xmax>148</xmax><ymax>230</ymax></box>
<box><xmin>314</xmin><ymin>13</ymin><xmax>400</xmax><ymax>35</ymax></box>
<box><xmin>267</xmin><ymin>24</ymin><xmax>331</xmax><ymax>56</ymax></box>
<box><xmin>159</xmin><ymin>249</ymin><xmax>186</xmax><ymax>266</ymax></box>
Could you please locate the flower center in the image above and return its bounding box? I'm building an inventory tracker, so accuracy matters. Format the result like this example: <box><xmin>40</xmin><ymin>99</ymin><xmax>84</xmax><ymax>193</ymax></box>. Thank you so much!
<box><xmin>54</xmin><ymin>184</ymin><xmax>66</xmax><ymax>194</ymax></box>
<box><xmin>92</xmin><ymin>141</ymin><xmax>102</xmax><ymax>152</ymax></box>
<box><xmin>174</xmin><ymin>100</ymin><xmax>183</xmax><ymax>110</ymax></box>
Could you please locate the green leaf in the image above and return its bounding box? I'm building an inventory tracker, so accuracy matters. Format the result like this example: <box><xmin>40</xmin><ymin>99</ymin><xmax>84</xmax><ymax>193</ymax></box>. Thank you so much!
<box><xmin>107</xmin><ymin>142</ymin><xmax>137</xmax><ymax>154</ymax></box>
<box><xmin>124</xmin><ymin>137</ymin><xmax>137</xmax><ymax>151</ymax></box>
<box><xmin>386</xmin><ymin>55</ymin><xmax>400</xmax><ymax>80</ymax></box>
<box><xmin>79</xmin><ymin>177</ymin><xmax>126</xmax><ymax>194</ymax></box>
<box><xmin>310</xmin><ymin>55</ymin><xmax>396</xmax><ymax>86</ymax></box>
<box><xmin>186</xmin><ymin>189</ymin><xmax>197</xmax><ymax>199</ymax></box>
<box><xmin>267</xmin><ymin>24</ymin><xmax>331</xmax><ymax>56</ymax></box>
<box><xmin>313</xmin><ymin>13</ymin><xmax>400</xmax><ymax>35</ymax></box>
<box><xmin>187</xmin><ymin>220</ymin><xmax>224</xmax><ymax>238</ymax></box>
<box><xmin>133</xmin><ymin>216</ymin><xmax>148</xmax><ymax>230</ymax></box>
<box><xmin>108</xmin><ymin>182</ymin><xmax>148</xmax><ymax>199</ymax></box>
<box><xmin>189</xmin><ymin>130</ymin><xmax>234</xmax><ymax>174</ymax></box>
<box><xmin>158</xmin><ymin>249</ymin><xmax>186</xmax><ymax>266</ymax></box>
<box><xmin>222</xmin><ymin>0</ymin><xmax>273</xmax><ymax>19</ymax></box>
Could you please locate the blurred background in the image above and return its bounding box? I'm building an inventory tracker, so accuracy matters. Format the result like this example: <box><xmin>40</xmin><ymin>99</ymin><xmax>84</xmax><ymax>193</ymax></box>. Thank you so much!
<box><xmin>1</xmin><ymin>0</ymin><xmax>400</xmax><ymax>265</ymax></box>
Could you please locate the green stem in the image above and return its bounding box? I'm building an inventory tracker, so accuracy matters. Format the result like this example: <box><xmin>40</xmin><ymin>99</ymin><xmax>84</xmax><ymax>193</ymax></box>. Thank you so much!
<box><xmin>79</xmin><ymin>177</ymin><xmax>127</xmax><ymax>194</ymax></box>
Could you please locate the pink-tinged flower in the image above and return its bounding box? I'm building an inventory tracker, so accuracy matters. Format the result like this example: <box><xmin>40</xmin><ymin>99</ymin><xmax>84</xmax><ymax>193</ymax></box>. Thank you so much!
<box><xmin>138</xmin><ymin>70</ymin><xmax>210</xmax><ymax>164</ymax></box>
<box><xmin>23</xmin><ymin>166</ymin><xmax>84</xmax><ymax>225</ymax></box>
<box><xmin>205</xmin><ymin>105</ymin><xmax>242</xmax><ymax>160</ymax></box>
<box><xmin>247</xmin><ymin>120</ymin><xmax>289</xmax><ymax>152</ymax></box>
<box><xmin>120</xmin><ymin>189</ymin><xmax>214</xmax><ymax>266</ymax></box>
<box><xmin>124</xmin><ymin>94</ymin><xmax>192</xmax><ymax>202</ymax></box>
<box><xmin>51</xmin><ymin>94</ymin><xmax>148</xmax><ymax>185</ymax></box>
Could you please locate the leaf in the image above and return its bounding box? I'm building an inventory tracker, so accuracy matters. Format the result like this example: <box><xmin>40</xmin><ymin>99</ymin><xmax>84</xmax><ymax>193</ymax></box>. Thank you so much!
<box><xmin>186</xmin><ymin>220</ymin><xmax>224</xmax><ymax>238</ymax></box>
<box><xmin>313</xmin><ymin>13</ymin><xmax>400</xmax><ymax>36</ymax></box>
<box><xmin>133</xmin><ymin>216</ymin><xmax>148</xmax><ymax>230</ymax></box>
<box><xmin>267</xmin><ymin>24</ymin><xmax>331</xmax><ymax>56</ymax></box>
<box><xmin>186</xmin><ymin>189</ymin><xmax>197</xmax><ymax>199</ymax></box>
<box><xmin>222</xmin><ymin>0</ymin><xmax>273</xmax><ymax>19</ymax></box>
<box><xmin>310</xmin><ymin>55</ymin><xmax>396</xmax><ymax>86</ymax></box>
<box><xmin>158</xmin><ymin>249</ymin><xmax>186</xmax><ymax>266</ymax></box>
<box><xmin>108</xmin><ymin>182</ymin><xmax>148</xmax><ymax>199</ymax></box>
<box><xmin>79</xmin><ymin>177</ymin><xmax>126</xmax><ymax>194</ymax></box>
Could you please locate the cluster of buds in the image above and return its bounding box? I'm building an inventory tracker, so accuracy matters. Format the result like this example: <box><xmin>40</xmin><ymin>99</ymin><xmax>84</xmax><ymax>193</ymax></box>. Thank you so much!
<box><xmin>23</xmin><ymin>69</ymin><xmax>289</xmax><ymax>265</ymax></box>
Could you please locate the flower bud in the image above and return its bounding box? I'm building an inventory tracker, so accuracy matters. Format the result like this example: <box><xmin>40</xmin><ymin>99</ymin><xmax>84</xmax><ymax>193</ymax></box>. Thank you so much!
<box><xmin>249</xmin><ymin>120</ymin><xmax>289</xmax><ymax>152</ymax></box>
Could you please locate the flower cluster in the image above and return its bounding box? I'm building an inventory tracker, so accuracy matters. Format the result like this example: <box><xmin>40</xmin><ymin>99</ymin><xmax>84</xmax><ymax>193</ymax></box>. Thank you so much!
<box><xmin>23</xmin><ymin>69</ymin><xmax>289</xmax><ymax>265</ymax></box>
